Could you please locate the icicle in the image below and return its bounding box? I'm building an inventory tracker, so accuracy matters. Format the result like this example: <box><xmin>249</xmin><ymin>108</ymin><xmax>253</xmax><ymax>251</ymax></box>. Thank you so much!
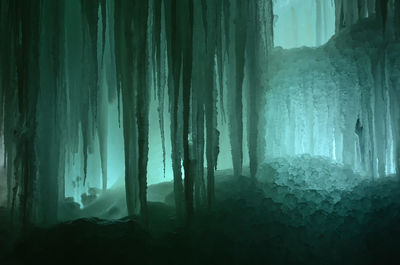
<box><xmin>152</xmin><ymin>0</ymin><xmax>166</xmax><ymax>178</ymax></box>
<box><xmin>104</xmin><ymin>1</ymin><xmax>117</xmax><ymax>103</ymax></box>
<box><xmin>80</xmin><ymin>0</ymin><xmax>103</xmax><ymax>187</ymax></box>
<box><xmin>0</xmin><ymin>0</ymin><xmax>15</xmax><ymax>209</ymax></box>
<box><xmin>201</xmin><ymin>0</ymin><xmax>208</xmax><ymax>41</ymax></box>
<box><xmin>395</xmin><ymin>0</ymin><xmax>400</xmax><ymax>39</ymax></box>
<box><xmin>98</xmin><ymin>78</ymin><xmax>108</xmax><ymax>191</ymax></box>
<box><xmin>203</xmin><ymin>0</ymin><xmax>219</xmax><ymax>209</ymax></box>
<box><xmin>205</xmin><ymin>85</ymin><xmax>218</xmax><ymax>208</ymax></box>
<box><xmin>0</xmin><ymin>0</ymin><xmax>6</xmax><ymax>136</ymax></box>
<box><xmin>376</xmin><ymin>0</ymin><xmax>389</xmax><ymax>30</ymax></box>
<box><xmin>246</xmin><ymin>0</ymin><xmax>261</xmax><ymax>178</ymax></box>
<box><xmin>96</xmin><ymin>0</ymin><xmax>116</xmax><ymax>192</ymax></box>
<box><xmin>11</xmin><ymin>0</ymin><xmax>41</xmax><ymax>225</ymax></box>
<box><xmin>316</xmin><ymin>0</ymin><xmax>322</xmax><ymax>46</ymax></box>
<box><xmin>216</xmin><ymin>0</ymin><xmax>226</xmax><ymax>123</ymax></box>
<box><xmin>181</xmin><ymin>0</ymin><xmax>195</xmax><ymax>221</ymax></box>
<box><xmin>368</xmin><ymin>0</ymin><xmax>376</xmax><ymax>16</ymax></box>
<box><xmin>99</xmin><ymin>0</ymin><xmax>107</xmax><ymax>60</ymax></box>
<box><xmin>229</xmin><ymin>0</ymin><xmax>247</xmax><ymax>178</ymax></box>
<box><xmin>135</xmin><ymin>0</ymin><xmax>150</xmax><ymax>221</ymax></box>
<box><xmin>197</xmin><ymin>105</ymin><xmax>206</xmax><ymax>206</ymax></box>
<box><xmin>158</xmin><ymin>76</ymin><xmax>167</xmax><ymax>179</ymax></box>
<box><xmin>192</xmin><ymin>1</ymin><xmax>206</xmax><ymax>208</ymax></box>
<box><xmin>114</xmin><ymin>0</ymin><xmax>151</xmax><ymax>220</ymax></box>
<box><xmin>359</xmin><ymin>0</ymin><xmax>368</xmax><ymax>19</ymax></box>
<box><xmin>81</xmin><ymin>0</ymin><xmax>100</xmax><ymax>130</ymax></box>
<box><xmin>223</xmin><ymin>0</ymin><xmax>231</xmax><ymax>53</ymax></box>
<box><xmin>114</xmin><ymin>0</ymin><xmax>140</xmax><ymax>215</ymax></box>
<box><xmin>191</xmin><ymin>79</ymin><xmax>203</xmax><ymax>208</ymax></box>
<box><xmin>335</xmin><ymin>0</ymin><xmax>345</xmax><ymax>32</ymax></box>
<box><xmin>36</xmin><ymin>0</ymin><xmax>69</xmax><ymax>224</ymax></box>
<box><xmin>164</xmin><ymin>0</ymin><xmax>184</xmax><ymax>216</ymax></box>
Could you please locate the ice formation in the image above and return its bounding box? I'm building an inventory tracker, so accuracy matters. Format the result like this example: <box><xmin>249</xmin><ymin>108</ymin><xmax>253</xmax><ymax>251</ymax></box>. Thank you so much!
<box><xmin>0</xmin><ymin>0</ymin><xmax>398</xmax><ymax>231</ymax></box>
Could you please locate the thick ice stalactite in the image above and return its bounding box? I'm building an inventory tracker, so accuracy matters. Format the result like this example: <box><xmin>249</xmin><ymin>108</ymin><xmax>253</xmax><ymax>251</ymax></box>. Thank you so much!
<box><xmin>201</xmin><ymin>0</ymin><xmax>219</xmax><ymax>209</ymax></box>
<box><xmin>80</xmin><ymin>0</ymin><xmax>103</xmax><ymax>186</ymax></box>
<box><xmin>36</xmin><ymin>0</ymin><xmax>66</xmax><ymax>224</ymax></box>
<box><xmin>191</xmin><ymin>5</ymin><xmax>206</xmax><ymax>207</ymax></box>
<box><xmin>245</xmin><ymin>0</ymin><xmax>271</xmax><ymax>178</ymax></box>
<box><xmin>0</xmin><ymin>0</ymin><xmax>42</xmax><ymax>225</ymax></box>
<box><xmin>164</xmin><ymin>0</ymin><xmax>184</xmax><ymax>216</ymax></box>
<box><xmin>114</xmin><ymin>0</ymin><xmax>151</xmax><ymax>217</ymax></box>
<box><xmin>134</xmin><ymin>2</ymin><xmax>151</xmax><ymax>220</ymax></box>
<box><xmin>0</xmin><ymin>0</ymin><xmax>16</xmax><ymax>209</ymax></box>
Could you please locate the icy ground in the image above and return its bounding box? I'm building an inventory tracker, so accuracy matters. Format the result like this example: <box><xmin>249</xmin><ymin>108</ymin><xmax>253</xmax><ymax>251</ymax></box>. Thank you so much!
<box><xmin>1</xmin><ymin>155</ymin><xmax>400</xmax><ymax>265</ymax></box>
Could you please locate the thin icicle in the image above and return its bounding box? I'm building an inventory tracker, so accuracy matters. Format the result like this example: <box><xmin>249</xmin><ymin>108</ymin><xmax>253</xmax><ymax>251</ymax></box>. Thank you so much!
<box><xmin>216</xmin><ymin>0</ymin><xmax>226</xmax><ymax>123</ymax></box>
<box><xmin>135</xmin><ymin>0</ymin><xmax>150</xmax><ymax>221</ymax></box>
<box><xmin>81</xmin><ymin>0</ymin><xmax>100</xmax><ymax>124</ymax></box>
<box><xmin>229</xmin><ymin>0</ymin><xmax>247</xmax><ymax>178</ymax></box>
<box><xmin>153</xmin><ymin>0</ymin><xmax>167</xmax><ymax>178</ymax></box>
<box><xmin>246</xmin><ymin>0</ymin><xmax>260</xmax><ymax>179</ymax></box>
<box><xmin>192</xmin><ymin>1</ymin><xmax>206</xmax><ymax>208</ymax></box>
<box><xmin>316</xmin><ymin>0</ymin><xmax>322</xmax><ymax>46</ymax></box>
<box><xmin>181</xmin><ymin>0</ymin><xmax>194</xmax><ymax>222</ymax></box>
<box><xmin>395</xmin><ymin>0</ymin><xmax>400</xmax><ymax>39</ymax></box>
<box><xmin>99</xmin><ymin>0</ymin><xmax>107</xmax><ymax>60</ymax></box>
<box><xmin>98</xmin><ymin>77</ymin><xmax>108</xmax><ymax>191</ymax></box>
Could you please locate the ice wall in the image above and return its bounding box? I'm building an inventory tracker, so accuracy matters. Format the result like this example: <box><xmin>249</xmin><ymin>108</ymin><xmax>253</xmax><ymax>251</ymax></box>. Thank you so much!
<box><xmin>273</xmin><ymin>0</ymin><xmax>335</xmax><ymax>48</ymax></box>
<box><xmin>266</xmin><ymin>15</ymin><xmax>400</xmax><ymax>178</ymax></box>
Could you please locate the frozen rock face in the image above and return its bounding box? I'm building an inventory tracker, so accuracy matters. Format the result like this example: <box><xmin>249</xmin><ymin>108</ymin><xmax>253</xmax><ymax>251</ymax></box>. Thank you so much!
<box><xmin>266</xmin><ymin>17</ymin><xmax>400</xmax><ymax>178</ymax></box>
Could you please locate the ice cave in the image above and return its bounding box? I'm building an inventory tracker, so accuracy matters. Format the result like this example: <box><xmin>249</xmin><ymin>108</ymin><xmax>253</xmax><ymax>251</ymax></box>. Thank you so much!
<box><xmin>0</xmin><ymin>0</ymin><xmax>400</xmax><ymax>264</ymax></box>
